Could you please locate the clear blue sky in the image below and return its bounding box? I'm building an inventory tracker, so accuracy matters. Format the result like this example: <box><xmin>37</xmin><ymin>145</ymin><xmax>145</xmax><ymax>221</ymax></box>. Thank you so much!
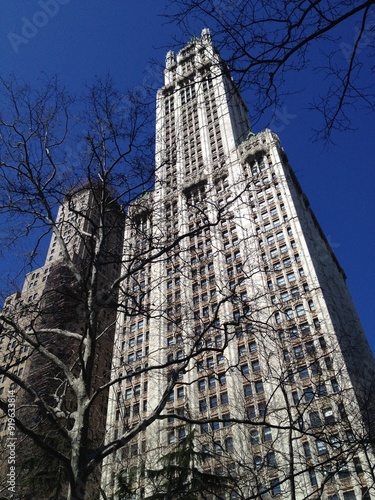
<box><xmin>1</xmin><ymin>1</ymin><xmax>374</xmax><ymax>353</ymax></box>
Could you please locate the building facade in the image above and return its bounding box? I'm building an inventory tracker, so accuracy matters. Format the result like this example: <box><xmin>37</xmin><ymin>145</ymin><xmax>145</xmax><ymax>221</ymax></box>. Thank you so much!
<box><xmin>102</xmin><ymin>30</ymin><xmax>375</xmax><ymax>499</ymax></box>
<box><xmin>1</xmin><ymin>29</ymin><xmax>374</xmax><ymax>500</ymax></box>
<box><xmin>0</xmin><ymin>185</ymin><xmax>124</xmax><ymax>497</ymax></box>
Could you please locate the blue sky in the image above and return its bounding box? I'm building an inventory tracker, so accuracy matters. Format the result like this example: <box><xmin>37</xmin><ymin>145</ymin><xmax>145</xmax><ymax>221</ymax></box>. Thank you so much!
<box><xmin>1</xmin><ymin>1</ymin><xmax>374</xmax><ymax>353</ymax></box>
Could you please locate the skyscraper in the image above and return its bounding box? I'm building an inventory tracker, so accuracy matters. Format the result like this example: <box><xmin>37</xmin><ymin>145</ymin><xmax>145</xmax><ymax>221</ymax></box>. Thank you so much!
<box><xmin>0</xmin><ymin>185</ymin><xmax>124</xmax><ymax>497</ymax></box>
<box><xmin>101</xmin><ymin>29</ymin><xmax>375</xmax><ymax>499</ymax></box>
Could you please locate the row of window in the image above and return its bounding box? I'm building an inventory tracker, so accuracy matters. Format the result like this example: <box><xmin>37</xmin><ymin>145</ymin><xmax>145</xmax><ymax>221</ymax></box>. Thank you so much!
<box><xmin>199</xmin><ymin>391</ymin><xmax>229</xmax><ymax>411</ymax></box>
<box><xmin>292</xmin><ymin>378</ymin><xmax>340</xmax><ymax>406</ymax></box>
<box><xmin>243</xmin><ymin>380</ymin><xmax>264</xmax><ymax>396</ymax></box>
<box><xmin>275</xmin><ymin>303</ymin><xmax>306</xmax><ymax>323</ymax></box>
<box><xmin>198</xmin><ymin>372</ymin><xmax>226</xmax><ymax>391</ymax></box>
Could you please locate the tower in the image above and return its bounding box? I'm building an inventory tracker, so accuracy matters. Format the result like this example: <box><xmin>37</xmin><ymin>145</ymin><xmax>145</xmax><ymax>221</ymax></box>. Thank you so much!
<box><xmin>102</xmin><ymin>29</ymin><xmax>375</xmax><ymax>499</ymax></box>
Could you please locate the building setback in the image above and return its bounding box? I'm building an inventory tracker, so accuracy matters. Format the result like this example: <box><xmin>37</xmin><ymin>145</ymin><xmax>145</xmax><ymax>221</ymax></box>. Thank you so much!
<box><xmin>102</xmin><ymin>30</ymin><xmax>375</xmax><ymax>499</ymax></box>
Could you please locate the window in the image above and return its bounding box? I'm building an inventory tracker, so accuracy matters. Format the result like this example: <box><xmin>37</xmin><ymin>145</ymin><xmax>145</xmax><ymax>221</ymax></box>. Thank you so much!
<box><xmin>354</xmin><ymin>456</ymin><xmax>363</xmax><ymax>474</ymax></box>
<box><xmin>249</xmin><ymin>341</ymin><xmax>257</xmax><ymax>353</ymax></box>
<box><xmin>244</xmin><ymin>384</ymin><xmax>252</xmax><ymax>397</ymax></box>
<box><xmin>338</xmin><ymin>464</ymin><xmax>350</xmax><ymax>479</ymax></box>
<box><xmin>241</xmin><ymin>364</ymin><xmax>250</xmax><ymax>376</ymax></box>
<box><xmin>125</xmin><ymin>388</ymin><xmax>132</xmax><ymax>400</ymax></box>
<box><xmin>310</xmin><ymin>411</ymin><xmax>322</xmax><ymax>427</ymax></box>
<box><xmin>267</xmin><ymin>452</ymin><xmax>277</xmax><ymax>467</ymax></box>
<box><xmin>198</xmin><ymin>379</ymin><xmax>206</xmax><ymax>391</ymax></box>
<box><xmin>287</xmin><ymin>272</ymin><xmax>296</xmax><ymax>282</ymax></box>
<box><xmin>285</xmin><ymin>308</ymin><xmax>294</xmax><ymax>320</ymax></box>
<box><xmin>247</xmin><ymin>405</ymin><xmax>256</xmax><ymax>419</ymax></box>
<box><xmin>316</xmin><ymin>440</ymin><xmax>327</xmax><ymax>455</ymax></box>
<box><xmin>210</xmin><ymin>396</ymin><xmax>218</xmax><ymax>408</ymax></box>
<box><xmin>238</xmin><ymin>345</ymin><xmax>246</xmax><ymax>357</ymax></box>
<box><xmin>252</xmin><ymin>360</ymin><xmax>260</xmax><ymax>372</ymax></box>
<box><xmin>134</xmin><ymin>385</ymin><xmax>141</xmax><ymax>396</ymax></box>
<box><xmin>263</xmin><ymin>427</ymin><xmax>272</xmax><ymax>442</ymax></box>
<box><xmin>343</xmin><ymin>492</ymin><xmax>356</xmax><ymax>500</ymax></box>
<box><xmin>223</xmin><ymin>413</ymin><xmax>231</xmax><ymax>427</ymax></box>
<box><xmin>209</xmin><ymin>376</ymin><xmax>216</xmax><ymax>388</ymax></box>
<box><xmin>270</xmin><ymin>478</ymin><xmax>281</xmax><ymax>495</ymax></box>
<box><xmin>178</xmin><ymin>427</ymin><xmax>186</xmax><ymax>440</ymax></box>
<box><xmin>362</xmin><ymin>489</ymin><xmax>370</xmax><ymax>500</ymax></box>
<box><xmin>303</xmin><ymin>442</ymin><xmax>311</xmax><ymax>457</ymax></box>
<box><xmin>323</xmin><ymin>407</ymin><xmax>335</xmax><ymax>425</ymax></box>
<box><xmin>255</xmin><ymin>381</ymin><xmax>264</xmax><ymax>394</ymax></box>
<box><xmin>221</xmin><ymin>392</ymin><xmax>229</xmax><ymax>404</ymax></box>
<box><xmin>199</xmin><ymin>400</ymin><xmax>207</xmax><ymax>412</ymax></box>
<box><xmin>304</xmin><ymin>387</ymin><xmax>314</xmax><ymax>402</ymax></box>
<box><xmin>276</xmin><ymin>276</ymin><xmax>285</xmax><ymax>286</ymax></box>
<box><xmin>330</xmin><ymin>434</ymin><xmax>341</xmax><ymax>449</ymax></box>
<box><xmin>298</xmin><ymin>365</ymin><xmax>309</xmax><ymax>380</ymax></box>
<box><xmin>177</xmin><ymin>387</ymin><xmax>184</xmax><ymax>398</ymax></box>
<box><xmin>300</xmin><ymin>323</ymin><xmax>310</xmax><ymax>336</ymax></box>
<box><xmin>167</xmin><ymin>353</ymin><xmax>174</xmax><ymax>363</ymax></box>
<box><xmin>280</xmin><ymin>291</ymin><xmax>289</xmax><ymax>302</ymax></box>
<box><xmin>293</xmin><ymin>346</ymin><xmax>305</xmax><ymax>362</ymax></box>
<box><xmin>225</xmin><ymin>437</ymin><xmax>234</xmax><ymax>452</ymax></box>
<box><xmin>250</xmin><ymin>430</ymin><xmax>259</xmax><ymax>445</ymax></box>
<box><xmin>305</xmin><ymin>341</ymin><xmax>315</xmax><ymax>355</ymax></box>
<box><xmin>325</xmin><ymin>357</ymin><xmax>333</xmax><ymax>370</ymax></box>
<box><xmin>291</xmin><ymin>287</ymin><xmax>299</xmax><ymax>298</ymax></box>
<box><xmin>296</xmin><ymin>304</ymin><xmax>305</xmax><ymax>316</ymax></box>
<box><xmin>331</xmin><ymin>378</ymin><xmax>340</xmax><ymax>393</ymax></box>
<box><xmin>309</xmin><ymin>469</ymin><xmax>317</xmax><ymax>486</ymax></box>
<box><xmin>318</xmin><ymin>384</ymin><xmax>327</xmax><ymax>398</ymax></box>
<box><xmin>311</xmin><ymin>361</ymin><xmax>321</xmax><ymax>375</ymax></box>
<box><xmin>274</xmin><ymin>261</ymin><xmax>281</xmax><ymax>271</ymax></box>
<box><xmin>289</xmin><ymin>326</ymin><xmax>298</xmax><ymax>338</ymax></box>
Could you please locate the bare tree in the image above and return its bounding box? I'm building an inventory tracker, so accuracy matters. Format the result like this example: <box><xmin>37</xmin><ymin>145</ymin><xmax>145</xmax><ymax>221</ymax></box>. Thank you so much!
<box><xmin>166</xmin><ymin>0</ymin><xmax>375</xmax><ymax>140</ymax></box>
<box><xmin>0</xmin><ymin>60</ymin><xmax>374</xmax><ymax>500</ymax></box>
<box><xmin>0</xmin><ymin>75</ymin><xmax>160</xmax><ymax>499</ymax></box>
